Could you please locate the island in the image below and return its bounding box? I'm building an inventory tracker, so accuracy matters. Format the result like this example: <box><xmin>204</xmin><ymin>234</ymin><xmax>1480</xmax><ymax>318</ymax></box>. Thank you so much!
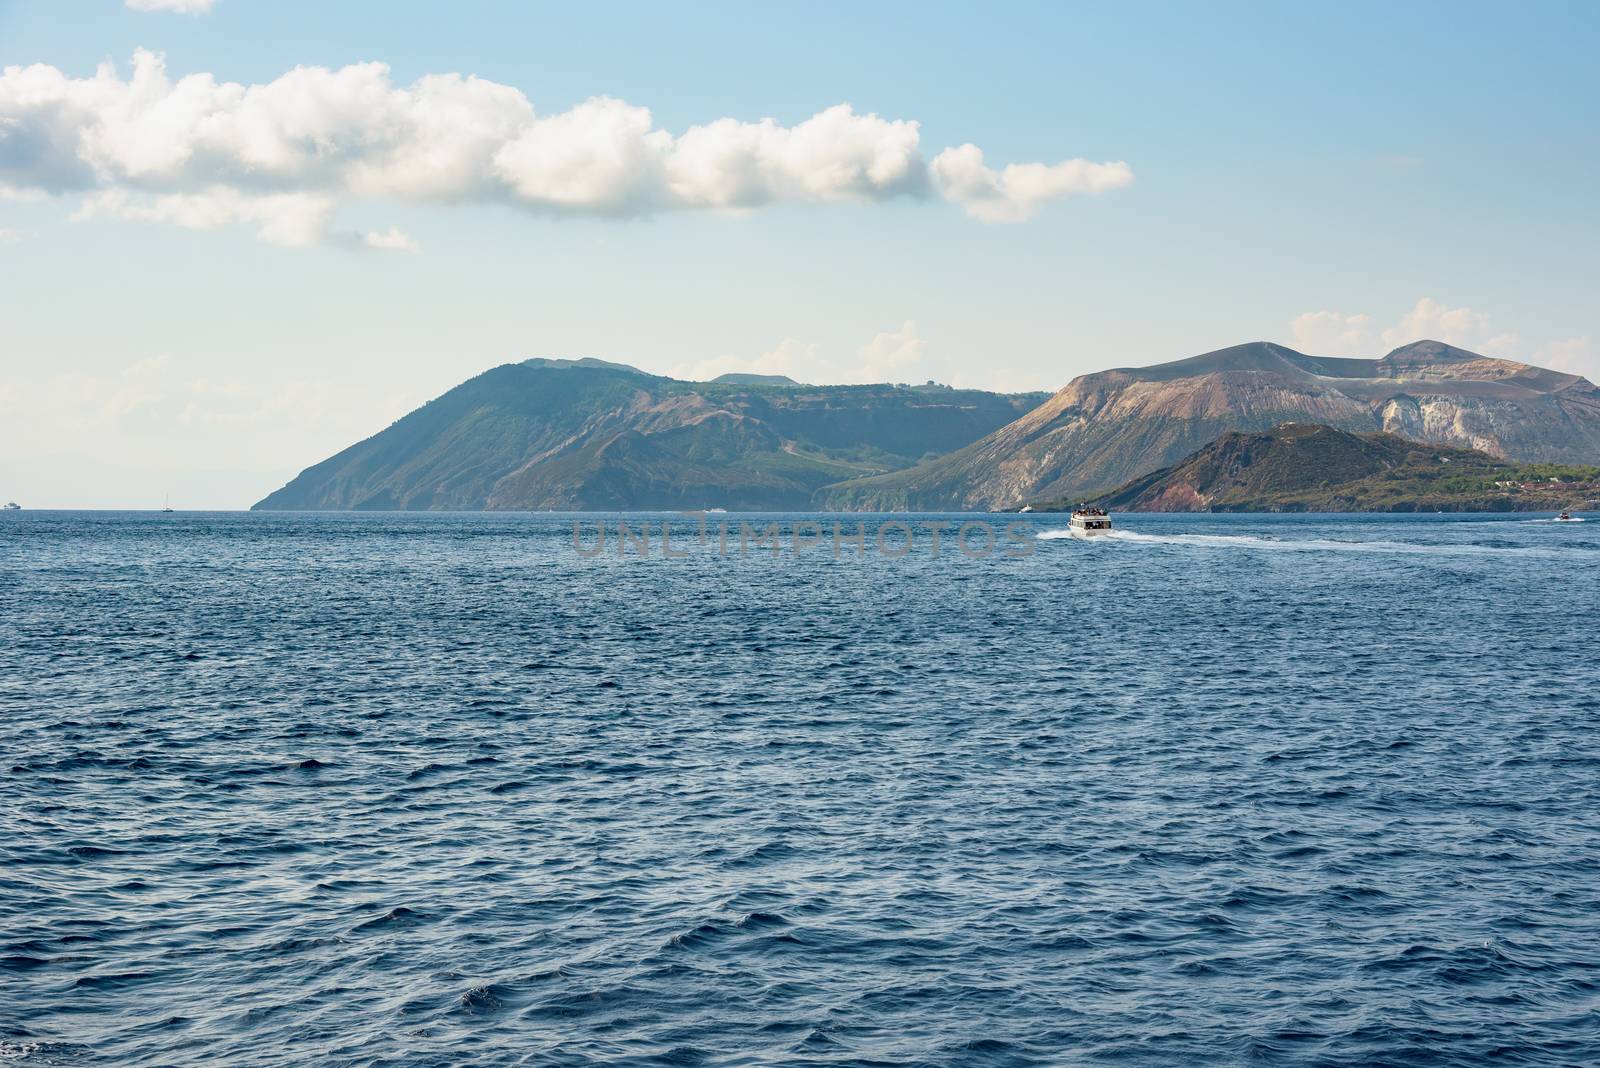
<box><xmin>1031</xmin><ymin>424</ymin><xmax>1600</xmax><ymax>513</ymax></box>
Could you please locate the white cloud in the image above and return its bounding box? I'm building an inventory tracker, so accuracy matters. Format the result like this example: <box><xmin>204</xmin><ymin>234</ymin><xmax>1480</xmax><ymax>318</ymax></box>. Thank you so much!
<box><xmin>1288</xmin><ymin>310</ymin><xmax>1380</xmax><ymax>356</ymax></box>
<box><xmin>0</xmin><ymin>353</ymin><xmax>425</xmax><ymax>505</ymax></box>
<box><xmin>1385</xmin><ymin>297</ymin><xmax>1519</xmax><ymax>356</ymax></box>
<box><xmin>856</xmin><ymin>320</ymin><xmax>928</xmax><ymax>381</ymax></box>
<box><xmin>1291</xmin><ymin>298</ymin><xmax>1521</xmax><ymax>358</ymax></box>
<box><xmin>930</xmin><ymin>144</ymin><xmax>1133</xmax><ymax>221</ymax></box>
<box><xmin>670</xmin><ymin>339</ymin><xmax>821</xmax><ymax>384</ymax></box>
<box><xmin>671</xmin><ymin>322</ymin><xmax>940</xmax><ymax>385</ymax></box>
<box><xmin>661</xmin><ymin>104</ymin><xmax>924</xmax><ymax>209</ymax></box>
<box><xmin>126</xmin><ymin>0</ymin><xmax>216</xmax><ymax>12</ymax></box>
<box><xmin>1289</xmin><ymin>298</ymin><xmax>1596</xmax><ymax>380</ymax></box>
<box><xmin>0</xmin><ymin>51</ymin><xmax>1131</xmax><ymax>245</ymax></box>
<box><xmin>1534</xmin><ymin>336</ymin><xmax>1594</xmax><ymax>378</ymax></box>
<box><xmin>0</xmin><ymin>355</ymin><xmax>398</xmax><ymax>444</ymax></box>
<box><xmin>75</xmin><ymin>188</ymin><xmax>335</xmax><ymax>246</ymax></box>
<box><xmin>360</xmin><ymin>226</ymin><xmax>420</xmax><ymax>253</ymax></box>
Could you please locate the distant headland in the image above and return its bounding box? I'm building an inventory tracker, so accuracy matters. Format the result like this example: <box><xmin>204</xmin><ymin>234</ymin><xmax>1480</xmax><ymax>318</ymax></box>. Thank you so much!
<box><xmin>253</xmin><ymin>340</ymin><xmax>1600</xmax><ymax>513</ymax></box>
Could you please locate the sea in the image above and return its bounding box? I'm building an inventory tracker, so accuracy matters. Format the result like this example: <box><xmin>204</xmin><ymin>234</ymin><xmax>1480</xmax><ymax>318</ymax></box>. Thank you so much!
<box><xmin>2</xmin><ymin>510</ymin><xmax>1598</xmax><ymax>1067</ymax></box>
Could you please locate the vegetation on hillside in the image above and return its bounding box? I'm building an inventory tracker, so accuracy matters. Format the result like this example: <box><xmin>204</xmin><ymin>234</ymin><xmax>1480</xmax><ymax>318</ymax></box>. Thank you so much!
<box><xmin>255</xmin><ymin>359</ymin><xmax>1047</xmax><ymax>511</ymax></box>
<box><xmin>1033</xmin><ymin>424</ymin><xmax>1600</xmax><ymax>512</ymax></box>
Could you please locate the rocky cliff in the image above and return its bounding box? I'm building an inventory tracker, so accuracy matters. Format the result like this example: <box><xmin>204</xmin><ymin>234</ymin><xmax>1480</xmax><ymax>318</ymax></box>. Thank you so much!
<box><xmin>816</xmin><ymin>341</ymin><xmax>1600</xmax><ymax>510</ymax></box>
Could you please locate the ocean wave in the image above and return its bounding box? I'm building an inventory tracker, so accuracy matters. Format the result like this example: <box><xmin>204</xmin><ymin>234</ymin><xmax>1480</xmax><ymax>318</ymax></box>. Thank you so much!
<box><xmin>6</xmin><ymin>510</ymin><xmax>1599</xmax><ymax>1067</ymax></box>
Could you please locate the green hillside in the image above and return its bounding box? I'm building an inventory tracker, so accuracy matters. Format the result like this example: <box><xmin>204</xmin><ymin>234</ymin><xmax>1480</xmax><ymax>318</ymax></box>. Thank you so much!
<box><xmin>254</xmin><ymin>359</ymin><xmax>1047</xmax><ymax>511</ymax></box>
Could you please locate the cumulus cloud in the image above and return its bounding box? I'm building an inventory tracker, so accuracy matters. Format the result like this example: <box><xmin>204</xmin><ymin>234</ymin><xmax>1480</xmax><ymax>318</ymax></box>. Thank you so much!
<box><xmin>1289</xmin><ymin>298</ymin><xmax>1596</xmax><ymax>380</ymax></box>
<box><xmin>1288</xmin><ymin>310</ymin><xmax>1380</xmax><ymax>357</ymax></box>
<box><xmin>671</xmin><ymin>339</ymin><xmax>822</xmax><ymax>384</ymax></box>
<box><xmin>856</xmin><ymin>321</ymin><xmax>929</xmax><ymax>380</ymax></box>
<box><xmin>1534</xmin><ymin>336</ymin><xmax>1594</xmax><ymax>378</ymax></box>
<box><xmin>126</xmin><ymin>0</ymin><xmax>216</xmax><ymax>12</ymax></box>
<box><xmin>671</xmin><ymin>322</ymin><xmax>941</xmax><ymax>386</ymax></box>
<box><xmin>75</xmin><ymin>188</ymin><xmax>335</xmax><ymax>246</ymax></box>
<box><xmin>1387</xmin><ymin>297</ymin><xmax>1521</xmax><ymax>355</ymax></box>
<box><xmin>930</xmin><ymin>144</ymin><xmax>1133</xmax><ymax>221</ymax></box>
<box><xmin>0</xmin><ymin>51</ymin><xmax>1131</xmax><ymax>246</ymax></box>
<box><xmin>360</xmin><ymin>226</ymin><xmax>420</xmax><ymax>253</ymax></box>
<box><xmin>1291</xmin><ymin>298</ymin><xmax>1521</xmax><ymax>358</ymax></box>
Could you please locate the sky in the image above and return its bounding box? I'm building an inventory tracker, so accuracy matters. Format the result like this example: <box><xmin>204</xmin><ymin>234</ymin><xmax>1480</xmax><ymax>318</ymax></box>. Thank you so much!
<box><xmin>2</xmin><ymin>0</ymin><xmax>1597</xmax><ymax>508</ymax></box>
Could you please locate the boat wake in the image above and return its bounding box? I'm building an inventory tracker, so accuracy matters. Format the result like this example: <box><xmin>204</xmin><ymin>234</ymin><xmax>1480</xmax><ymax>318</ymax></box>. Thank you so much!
<box><xmin>1040</xmin><ymin>528</ymin><xmax>1384</xmax><ymax>552</ymax></box>
<box><xmin>1038</xmin><ymin>528</ymin><xmax>1341</xmax><ymax>549</ymax></box>
<box><xmin>1037</xmin><ymin>527</ymin><xmax>1580</xmax><ymax>557</ymax></box>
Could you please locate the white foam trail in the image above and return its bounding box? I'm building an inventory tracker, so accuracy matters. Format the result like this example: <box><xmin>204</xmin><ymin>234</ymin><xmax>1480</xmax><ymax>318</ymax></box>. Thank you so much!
<box><xmin>1449</xmin><ymin>517</ymin><xmax>1587</xmax><ymax>526</ymax></box>
<box><xmin>1036</xmin><ymin>527</ymin><xmax>1580</xmax><ymax>557</ymax></box>
<box><xmin>1038</xmin><ymin>528</ymin><xmax>1303</xmax><ymax>548</ymax></box>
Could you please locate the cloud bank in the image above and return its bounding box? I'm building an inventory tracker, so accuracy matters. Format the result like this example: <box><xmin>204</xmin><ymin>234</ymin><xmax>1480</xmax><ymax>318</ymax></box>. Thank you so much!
<box><xmin>673</xmin><ymin>321</ymin><xmax>960</xmax><ymax>387</ymax></box>
<box><xmin>0</xmin><ymin>51</ymin><xmax>1133</xmax><ymax>247</ymax></box>
<box><xmin>1291</xmin><ymin>298</ymin><xmax>1594</xmax><ymax>379</ymax></box>
<box><xmin>1291</xmin><ymin>298</ymin><xmax>1520</xmax><ymax>359</ymax></box>
<box><xmin>0</xmin><ymin>350</ymin><xmax>428</xmax><ymax>508</ymax></box>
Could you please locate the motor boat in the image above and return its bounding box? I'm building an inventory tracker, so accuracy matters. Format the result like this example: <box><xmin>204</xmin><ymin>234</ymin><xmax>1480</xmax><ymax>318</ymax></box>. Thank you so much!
<box><xmin>1069</xmin><ymin>507</ymin><xmax>1112</xmax><ymax>534</ymax></box>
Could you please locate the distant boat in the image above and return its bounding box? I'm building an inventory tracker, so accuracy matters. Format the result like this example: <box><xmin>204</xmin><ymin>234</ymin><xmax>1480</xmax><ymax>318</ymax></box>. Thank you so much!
<box><xmin>161</xmin><ymin>496</ymin><xmax>174</xmax><ymax>514</ymax></box>
<box><xmin>1069</xmin><ymin>507</ymin><xmax>1112</xmax><ymax>535</ymax></box>
<box><xmin>1019</xmin><ymin>504</ymin><xmax>1034</xmax><ymax>513</ymax></box>
<box><xmin>1555</xmin><ymin>512</ymin><xmax>1575</xmax><ymax>522</ymax></box>
<box><xmin>2</xmin><ymin>502</ymin><xmax>19</xmax><ymax>511</ymax></box>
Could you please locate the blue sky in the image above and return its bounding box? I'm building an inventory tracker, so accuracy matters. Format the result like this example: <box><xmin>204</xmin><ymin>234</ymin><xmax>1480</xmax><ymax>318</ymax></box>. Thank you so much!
<box><xmin>2</xmin><ymin>0</ymin><xmax>1597</xmax><ymax>507</ymax></box>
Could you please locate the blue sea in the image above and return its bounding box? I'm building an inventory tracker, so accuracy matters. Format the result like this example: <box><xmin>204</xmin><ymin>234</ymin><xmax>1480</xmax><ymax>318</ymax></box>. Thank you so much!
<box><xmin>3</xmin><ymin>511</ymin><xmax>1598</xmax><ymax>1066</ymax></box>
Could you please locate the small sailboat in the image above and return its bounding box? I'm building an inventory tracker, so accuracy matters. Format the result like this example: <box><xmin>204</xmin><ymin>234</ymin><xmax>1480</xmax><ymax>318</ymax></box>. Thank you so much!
<box><xmin>161</xmin><ymin>495</ymin><xmax>174</xmax><ymax>514</ymax></box>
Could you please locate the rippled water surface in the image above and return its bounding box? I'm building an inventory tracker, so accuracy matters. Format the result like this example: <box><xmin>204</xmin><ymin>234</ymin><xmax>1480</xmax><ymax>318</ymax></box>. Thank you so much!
<box><xmin>4</xmin><ymin>511</ymin><xmax>1599</xmax><ymax>1066</ymax></box>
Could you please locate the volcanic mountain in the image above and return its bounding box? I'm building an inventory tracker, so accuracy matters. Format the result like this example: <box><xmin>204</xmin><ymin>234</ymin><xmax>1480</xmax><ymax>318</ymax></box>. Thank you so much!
<box><xmin>252</xmin><ymin>358</ymin><xmax>1046</xmax><ymax>511</ymax></box>
<box><xmin>815</xmin><ymin>340</ymin><xmax>1600</xmax><ymax>510</ymax></box>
